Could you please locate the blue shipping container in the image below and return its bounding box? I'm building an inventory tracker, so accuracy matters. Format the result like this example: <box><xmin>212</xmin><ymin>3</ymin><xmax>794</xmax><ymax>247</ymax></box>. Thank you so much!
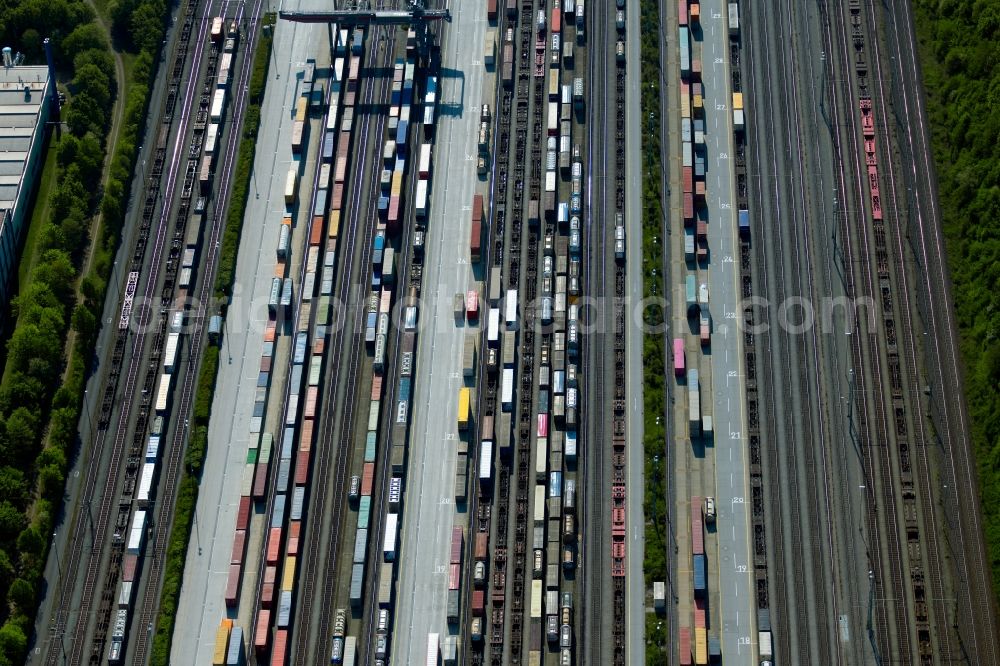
<box><xmin>271</xmin><ymin>494</ymin><xmax>287</xmax><ymax>528</ymax></box>
<box><xmin>323</xmin><ymin>133</ymin><xmax>335</xmax><ymax>162</ymax></box>
<box><xmin>739</xmin><ymin>209</ymin><xmax>750</xmax><ymax>237</ymax></box>
<box><xmin>396</xmin><ymin>121</ymin><xmax>408</xmax><ymax>151</ymax></box>
<box><xmin>398</xmin><ymin>377</ymin><xmax>411</xmax><ymax>402</ymax></box>
<box><xmin>693</xmin><ymin>553</ymin><xmax>707</xmax><ymax>595</ymax></box>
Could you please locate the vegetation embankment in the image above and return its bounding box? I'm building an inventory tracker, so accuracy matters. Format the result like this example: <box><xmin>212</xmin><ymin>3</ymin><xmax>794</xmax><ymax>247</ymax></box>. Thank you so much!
<box><xmin>639</xmin><ymin>0</ymin><xmax>668</xmax><ymax>660</ymax></box>
<box><xmin>149</xmin><ymin>14</ymin><xmax>275</xmax><ymax>665</ymax></box>
<box><xmin>910</xmin><ymin>0</ymin><xmax>1000</xmax><ymax>606</ymax></box>
<box><xmin>0</xmin><ymin>0</ymin><xmax>166</xmax><ymax>661</ymax></box>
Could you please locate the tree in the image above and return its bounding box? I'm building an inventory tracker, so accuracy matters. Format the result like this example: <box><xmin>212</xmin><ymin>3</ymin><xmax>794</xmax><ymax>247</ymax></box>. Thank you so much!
<box><xmin>130</xmin><ymin>0</ymin><xmax>165</xmax><ymax>54</ymax></box>
<box><xmin>73</xmin><ymin>62</ymin><xmax>112</xmax><ymax>112</ymax></box>
<box><xmin>38</xmin><ymin>465</ymin><xmax>65</xmax><ymax>502</ymax></box>
<box><xmin>34</xmin><ymin>250</ymin><xmax>78</xmax><ymax>304</ymax></box>
<box><xmin>0</xmin><ymin>503</ymin><xmax>25</xmax><ymax>542</ymax></box>
<box><xmin>15</xmin><ymin>526</ymin><xmax>45</xmax><ymax>559</ymax></box>
<box><xmin>65</xmin><ymin>92</ymin><xmax>105</xmax><ymax>137</ymax></box>
<box><xmin>73</xmin><ymin>48</ymin><xmax>115</xmax><ymax>79</ymax></box>
<box><xmin>6</xmin><ymin>578</ymin><xmax>35</xmax><ymax>613</ymax></box>
<box><xmin>61</xmin><ymin>22</ymin><xmax>107</xmax><ymax>64</ymax></box>
<box><xmin>0</xmin><ymin>622</ymin><xmax>27</xmax><ymax>665</ymax></box>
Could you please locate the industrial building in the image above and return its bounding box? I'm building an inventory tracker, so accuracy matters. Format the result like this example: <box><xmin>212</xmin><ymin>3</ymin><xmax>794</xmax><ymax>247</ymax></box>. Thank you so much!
<box><xmin>0</xmin><ymin>57</ymin><xmax>52</xmax><ymax>323</ymax></box>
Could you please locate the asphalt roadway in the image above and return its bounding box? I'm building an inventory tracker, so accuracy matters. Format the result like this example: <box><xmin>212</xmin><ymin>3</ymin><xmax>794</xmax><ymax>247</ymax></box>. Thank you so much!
<box><xmin>169</xmin><ymin>14</ymin><xmax>329</xmax><ymax>662</ymax></box>
<box><xmin>390</xmin><ymin>2</ymin><xmax>487</xmax><ymax>662</ymax></box>
<box><xmin>697</xmin><ymin>0</ymin><xmax>757</xmax><ymax>662</ymax></box>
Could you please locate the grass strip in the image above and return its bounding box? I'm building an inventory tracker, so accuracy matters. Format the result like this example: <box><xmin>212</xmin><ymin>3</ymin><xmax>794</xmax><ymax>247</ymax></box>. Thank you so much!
<box><xmin>149</xmin><ymin>14</ymin><xmax>274</xmax><ymax>664</ymax></box>
<box><xmin>639</xmin><ymin>0</ymin><xmax>669</xmax><ymax>662</ymax></box>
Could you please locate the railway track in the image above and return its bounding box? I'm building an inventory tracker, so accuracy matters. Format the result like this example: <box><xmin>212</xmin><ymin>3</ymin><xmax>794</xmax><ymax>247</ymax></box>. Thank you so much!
<box><xmin>130</xmin><ymin>3</ymin><xmax>264</xmax><ymax>663</ymax></box>
<box><xmin>44</xmin><ymin>1</ymin><xmax>218</xmax><ymax>661</ymax></box>
<box><xmin>283</xmin><ymin>27</ymin><xmax>377</xmax><ymax>666</ymax></box>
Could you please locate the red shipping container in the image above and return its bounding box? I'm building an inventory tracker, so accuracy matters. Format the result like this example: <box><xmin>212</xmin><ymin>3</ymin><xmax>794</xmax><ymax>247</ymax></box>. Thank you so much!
<box><xmin>338</xmin><ymin>132</ymin><xmax>351</xmax><ymax>156</ymax></box>
<box><xmin>253</xmin><ymin>462</ymin><xmax>268</xmax><ymax>499</ymax></box>
<box><xmin>695</xmin><ymin>180</ymin><xmax>706</xmax><ymax>199</ymax></box>
<box><xmin>472</xmin><ymin>194</ymin><xmax>484</xmax><ymax>222</ymax></box>
<box><xmin>472</xmin><ymin>590</ymin><xmax>486</xmax><ymax>616</ymax></box>
<box><xmin>475</xmin><ymin>532</ymin><xmax>488</xmax><ymax>561</ymax></box>
<box><xmin>300</xmin><ymin>420</ymin><xmax>314</xmax><ymax>453</ymax></box>
<box><xmin>692</xmin><ymin>497</ymin><xmax>704</xmax><ymax>555</ymax></box>
<box><xmin>683</xmin><ymin>192</ymin><xmax>694</xmax><ymax>221</ymax></box>
<box><xmin>690</xmin><ymin>2</ymin><xmax>700</xmax><ymax>22</ymax></box>
<box><xmin>361</xmin><ymin>462</ymin><xmax>375</xmax><ymax>496</ymax></box>
<box><xmin>313</xmin><ymin>337</ymin><xmax>326</xmax><ymax>356</ymax></box>
<box><xmin>254</xmin><ymin>609</ymin><xmax>272</xmax><ymax>652</ymax></box>
<box><xmin>537</xmin><ymin>414</ymin><xmax>549</xmax><ymax>438</ymax></box>
<box><xmin>287</xmin><ymin>520</ymin><xmax>301</xmax><ymax>556</ymax></box>
<box><xmin>470</xmin><ymin>220</ymin><xmax>482</xmax><ymax>262</ymax></box>
<box><xmin>261</xmin><ymin>566</ymin><xmax>277</xmax><ymax>608</ymax></box>
<box><xmin>681</xmin><ymin>81</ymin><xmax>690</xmax><ymax>100</ymax></box>
<box><xmin>697</xmin><ymin>221</ymin><xmax>708</xmax><ymax>241</ymax></box>
<box><xmin>264</xmin><ymin>320</ymin><xmax>276</xmax><ymax>342</ymax></box>
<box><xmin>310</xmin><ymin>216</ymin><xmax>324</xmax><ymax>245</ymax></box>
<box><xmin>224</xmin><ymin>563</ymin><xmax>241</xmax><ymax>607</ymax></box>
<box><xmin>266</xmin><ymin>526</ymin><xmax>283</xmax><ymax>565</ymax></box>
<box><xmin>694</xmin><ymin>597</ymin><xmax>707</xmax><ymax>628</ymax></box>
<box><xmin>678</xmin><ymin>0</ymin><xmax>688</xmax><ymax>25</ymax></box>
<box><xmin>371</xmin><ymin>374</ymin><xmax>383</xmax><ymax>401</ymax></box>
<box><xmin>122</xmin><ymin>554</ymin><xmax>138</xmax><ymax>582</ymax></box>
<box><xmin>551</xmin><ymin>6</ymin><xmax>561</xmax><ymax>32</ymax></box>
<box><xmin>451</xmin><ymin>526</ymin><xmax>464</xmax><ymax>564</ymax></box>
<box><xmin>449</xmin><ymin>563</ymin><xmax>461</xmax><ymax>590</ymax></box>
<box><xmin>295</xmin><ymin>448</ymin><xmax>311</xmax><ymax>486</ymax></box>
<box><xmin>679</xmin><ymin>627</ymin><xmax>692</xmax><ymax>665</ymax></box>
<box><xmin>237</xmin><ymin>496</ymin><xmax>252</xmax><ymax>531</ymax></box>
<box><xmin>260</xmin><ymin>355</ymin><xmax>272</xmax><ymax>373</ymax></box>
<box><xmin>487</xmin><ymin>0</ymin><xmax>497</xmax><ymax>20</ymax></box>
<box><xmin>332</xmin><ymin>183</ymin><xmax>344</xmax><ymax>210</ymax></box>
<box><xmin>274</xmin><ymin>260</ymin><xmax>286</xmax><ymax>279</ymax></box>
<box><xmin>231</xmin><ymin>529</ymin><xmax>247</xmax><ymax>565</ymax></box>
<box><xmin>683</xmin><ymin>167</ymin><xmax>693</xmax><ymax>194</ymax></box>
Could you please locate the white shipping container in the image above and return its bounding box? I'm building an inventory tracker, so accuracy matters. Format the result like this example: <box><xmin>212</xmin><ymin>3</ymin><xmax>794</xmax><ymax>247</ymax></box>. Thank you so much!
<box><xmin>548</xmin><ymin>101</ymin><xmax>559</xmax><ymax>134</ymax></box>
<box><xmin>163</xmin><ymin>332</ymin><xmax>180</xmax><ymax>373</ymax></box>
<box><xmin>127</xmin><ymin>510</ymin><xmax>147</xmax><ymax>554</ymax></box>
<box><xmin>419</xmin><ymin>143</ymin><xmax>432</xmax><ymax>178</ymax></box>
<box><xmin>415</xmin><ymin>179</ymin><xmax>429</xmax><ymax>217</ymax></box>
<box><xmin>545</xmin><ymin>170</ymin><xmax>557</xmax><ymax>193</ymax></box>
<box><xmin>204</xmin><ymin>123</ymin><xmax>219</xmax><ymax>154</ymax></box>
<box><xmin>565</xmin><ymin>430</ymin><xmax>577</xmax><ymax>460</ymax></box>
<box><xmin>210</xmin><ymin>88</ymin><xmax>226</xmax><ymax>121</ymax></box>
<box><xmin>505</xmin><ymin>289</ymin><xmax>518</xmax><ymax>328</ymax></box>
<box><xmin>535</xmin><ymin>436</ymin><xmax>547</xmax><ymax>480</ymax></box>
<box><xmin>479</xmin><ymin>440</ymin><xmax>494</xmax><ymax>483</ymax></box>
<box><xmin>383</xmin><ymin>513</ymin><xmax>400</xmax><ymax>561</ymax></box>
<box><xmin>155</xmin><ymin>373</ymin><xmax>172</xmax><ymax>413</ymax></box>
<box><xmin>426</xmin><ymin>633</ymin><xmax>440</xmax><ymax>666</ymax></box>
<box><xmin>534</xmin><ymin>484</ymin><xmax>546</xmax><ymax>524</ymax></box>
<box><xmin>145</xmin><ymin>435</ymin><xmax>160</xmax><ymax>462</ymax></box>
<box><xmin>137</xmin><ymin>462</ymin><xmax>156</xmax><ymax>506</ymax></box>
<box><xmin>487</xmin><ymin>309</ymin><xmax>501</xmax><ymax>346</ymax></box>
<box><xmin>502</xmin><ymin>368</ymin><xmax>515</xmax><ymax>410</ymax></box>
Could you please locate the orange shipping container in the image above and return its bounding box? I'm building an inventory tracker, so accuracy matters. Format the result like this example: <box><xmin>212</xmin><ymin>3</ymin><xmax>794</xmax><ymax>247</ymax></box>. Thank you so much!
<box><xmin>274</xmin><ymin>260</ymin><xmax>286</xmax><ymax>279</ymax></box>
<box><xmin>266</xmin><ymin>526</ymin><xmax>283</xmax><ymax>565</ymax></box>
<box><xmin>261</xmin><ymin>566</ymin><xmax>277</xmax><ymax>607</ymax></box>
<box><xmin>264</xmin><ymin>321</ymin><xmax>277</xmax><ymax>343</ymax></box>
<box><xmin>281</xmin><ymin>215</ymin><xmax>293</xmax><ymax>227</ymax></box>
<box><xmin>361</xmin><ymin>462</ymin><xmax>375</xmax><ymax>496</ymax></box>
<box><xmin>254</xmin><ymin>609</ymin><xmax>272</xmax><ymax>651</ymax></box>
<box><xmin>371</xmin><ymin>374</ymin><xmax>383</xmax><ymax>401</ymax></box>
<box><xmin>287</xmin><ymin>521</ymin><xmax>301</xmax><ymax>556</ymax></box>
<box><xmin>311</xmin><ymin>216</ymin><xmax>324</xmax><ymax>245</ymax></box>
<box><xmin>272</xmin><ymin>629</ymin><xmax>289</xmax><ymax>666</ymax></box>
<box><xmin>304</xmin><ymin>386</ymin><xmax>319</xmax><ymax>419</ymax></box>
<box><xmin>300</xmin><ymin>419</ymin><xmax>314</xmax><ymax>452</ymax></box>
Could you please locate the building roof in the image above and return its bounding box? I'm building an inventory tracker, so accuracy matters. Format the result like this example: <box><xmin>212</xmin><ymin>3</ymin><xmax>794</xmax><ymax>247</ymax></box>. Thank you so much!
<box><xmin>0</xmin><ymin>65</ymin><xmax>49</xmax><ymax>212</ymax></box>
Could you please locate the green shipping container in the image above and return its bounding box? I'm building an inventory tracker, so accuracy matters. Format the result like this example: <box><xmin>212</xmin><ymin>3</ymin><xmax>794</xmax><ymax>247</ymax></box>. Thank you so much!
<box><xmin>259</xmin><ymin>433</ymin><xmax>273</xmax><ymax>464</ymax></box>
<box><xmin>358</xmin><ymin>495</ymin><xmax>371</xmax><ymax>530</ymax></box>
<box><xmin>247</xmin><ymin>448</ymin><xmax>258</xmax><ymax>465</ymax></box>
<box><xmin>365</xmin><ymin>432</ymin><xmax>378</xmax><ymax>463</ymax></box>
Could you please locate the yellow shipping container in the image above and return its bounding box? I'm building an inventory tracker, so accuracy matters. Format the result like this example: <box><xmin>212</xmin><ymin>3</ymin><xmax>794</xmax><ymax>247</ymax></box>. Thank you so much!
<box><xmin>329</xmin><ymin>210</ymin><xmax>341</xmax><ymax>238</ymax></box>
<box><xmin>681</xmin><ymin>94</ymin><xmax>691</xmax><ymax>119</ymax></box>
<box><xmin>282</xmin><ymin>555</ymin><xmax>297</xmax><ymax>592</ymax></box>
<box><xmin>693</xmin><ymin>94</ymin><xmax>703</xmax><ymax>109</ymax></box>
<box><xmin>391</xmin><ymin>172</ymin><xmax>404</xmax><ymax>196</ymax></box>
<box><xmin>530</xmin><ymin>580</ymin><xmax>543</xmax><ymax>618</ymax></box>
<box><xmin>695</xmin><ymin>627</ymin><xmax>708</xmax><ymax>665</ymax></box>
<box><xmin>733</xmin><ymin>91</ymin><xmax>744</xmax><ymax>110</ymax></box>
<box><xmin>458</xmin><ymin>387</ymin><xmax>471</xmax><ymax>430</ymax></box>
<box><xmin>295</xmin><ymin>96</ymin><xmax>308</xmax><ymax>122</ymax></box>
<box><xmin>212</xmin><ymin>619</ymin><xmax>233</xmax><ymax>665</ymax></box>
<box><xmin>528</xmin><ymin>651</ymin><xmax>542</xmax><ymax>666</ymax></box>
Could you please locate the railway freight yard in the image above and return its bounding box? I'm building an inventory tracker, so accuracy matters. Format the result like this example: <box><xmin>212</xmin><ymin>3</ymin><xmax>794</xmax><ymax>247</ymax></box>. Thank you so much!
<box><xmin>15</xmin><ymin>0</ymin><xmax>1000</xmax><ymax>664</ymax></box>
